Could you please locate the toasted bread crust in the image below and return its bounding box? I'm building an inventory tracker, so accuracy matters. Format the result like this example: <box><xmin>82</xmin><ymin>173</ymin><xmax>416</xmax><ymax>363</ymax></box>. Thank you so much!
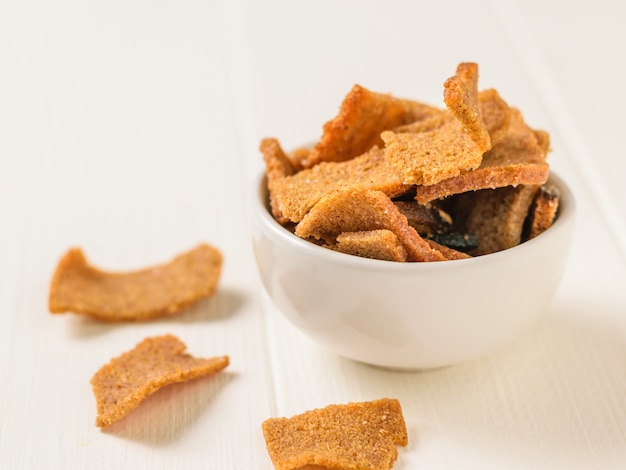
<box><xmin>91</xmin><ymin>335</ymin><xmax>229</xmax><ymax>428</ymax></box>
<box><xmin>525</xmin><ymin>184</ymin><xmax>560</xmax><ymax>240</ymax></box>
<box><xmin>382</xmin><ymin>112</ymin><xmax>484</xmax><ymax>186</ymax></box>
<box><xmin>331</xmin><ymin>229</ymin><xmax>409</xmax><ymax>262</ymax></box>
<box><xmin>271</xmin><ymin>147</ymin><xmax>411</xmax><ymax>223</ymax></box>
<box><xmin>295</xmin><ymin>188</ymin><xmax>446</xmax><ymax>262</ymax></box>
<box><xmin>304</xmin><ymin>84</ymin><xmax>439</xmax><ymax>168</ymax></box>
<box><xmin>415</xmin><ymin>108</ymin><xmax>549</xmax><ymax>203</ymax></box>
<box><xmin>49</xmin><ymin>244</ymin><xmax>223</xmax><ymax>321</ymax></box>
<box><xmin>262</xmin><ymin>398</ymin><xmax>407</xmax><ymax>470</ymax></box>
<box><xmin>443</xmin><ymin>62</ymin><xmax>491</xmax><ymax>153</ymax></box>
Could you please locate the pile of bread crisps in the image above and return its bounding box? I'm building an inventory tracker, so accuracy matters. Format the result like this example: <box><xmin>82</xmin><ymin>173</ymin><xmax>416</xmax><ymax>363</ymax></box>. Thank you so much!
<box><xmin>261</xmin><ymin>62</ymin><xmax>560</xmax><ymax>262</ymax></box>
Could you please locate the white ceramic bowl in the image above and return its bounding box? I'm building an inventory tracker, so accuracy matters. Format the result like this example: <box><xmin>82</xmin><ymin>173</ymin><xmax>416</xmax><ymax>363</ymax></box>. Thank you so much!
<box><xmin>250</xmin><ymin>171</ymin><xmax>576</xmax><ymax>369</ymax></box>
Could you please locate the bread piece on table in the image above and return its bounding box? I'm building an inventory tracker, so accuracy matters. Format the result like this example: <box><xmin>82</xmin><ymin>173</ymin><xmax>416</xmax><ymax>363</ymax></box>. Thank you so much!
<box><xmin>49</xmin><ymin>244</ymin><xmax>222</xmax><ymax>321</ymax></box>
<box><xmin>262</xmin><ymin>398</ymin><xmax>408</xmax><ymax>470</ymax></box>
<box><xmin>91</xmin><ymin>335</ymin><xmax>229</xmax><ymax>428</ymax></box>
<box><xmin>524</xmin><ymin>184</ymin><xmax>560</xmax><ymax>240</ymax></box>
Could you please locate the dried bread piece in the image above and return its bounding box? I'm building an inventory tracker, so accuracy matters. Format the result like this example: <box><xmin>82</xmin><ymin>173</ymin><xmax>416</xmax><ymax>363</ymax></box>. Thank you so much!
<box><xmin>289</xmin><ymin>147</ymin><xmax>311</xmax><ymax>170</ymax></box>
<box><xmin>91</xmin><ymin>334</ymin><xmax>229</xmax><ymax>428</ymax></box>
<box><xmin>331</xmin><ymin>230</ymin><xmax>408</xmax><ymax>262</ymax></box>
<box><xmin>533</xmin><ymin>129</ymin><xmax>551</xmax><ymax>156</ymax></box>
<box><xmin>261</xmin><ymin>137</ymin><xmax>299</xmax><ymax>180</ymax></box>
<box><xmin>443</xmin><ymin>62</ymin><xmax>491</xmax><ymax>153</ymax></box>
<box><xmin>49</xmin><ymin>244</ymin><xmax>222</xmax><ymax>321</ymax></box>
<box><xmin>381</xmin><ymin>112</ymin><xmax>484</xmax><ymax>185</ymax></box>
<box><xmin>425</xmin><ymin>239</ymin><xmax>472</xmax><ymax>260</ymax></box>
<box><xmin>295</xmin><ymin>188</ymin><xmax>446</xmax><ymax>262</ymax></box>
<box><xmin>261</xmin><ymin>137</ymin><xmax>300</xmax><ymax>223</ymax></box>
<box><xmin>415</xmin><ymin>108</ymin><xmax>549</xmax><ymax>204</ymax></box>
<box><xmin>262</xmin><ymin>398</ymin><xmax>408</xmax><ymax>470</ymax></box>
<box><xmin>393</xmin><ymin>200</ymin><xmax>452</xmax><ymax>236</ymax></box>
<box><xmin>270</xmin><ymin>146</ymin><xmax>411</xmax><ymax>224</ymax></box>
<box><xmin>525</xmin><ymin>184</ymin><xmax>560</xmax><ymax>240</ymax></box>
<box><xmin>303</xmin><ymin>84</ymin><xmax>439</xmax><ymax>168</ymax></box>
<box><xmin>463</xmin><ymin>185</ymin><xmax>540</xmax><ymax>255</ymax></box>
<box><xmin>478</xmin><ymin>88</ymin><xmax>511</xmax><ymax>146</ymax></box>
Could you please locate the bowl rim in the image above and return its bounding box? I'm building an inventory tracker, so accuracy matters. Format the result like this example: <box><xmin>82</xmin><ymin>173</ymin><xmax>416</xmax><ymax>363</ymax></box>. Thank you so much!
<box><xmin>252</xmin><ymin>169</ymin><xmax>576</xmax><ymax>272</ymax></box>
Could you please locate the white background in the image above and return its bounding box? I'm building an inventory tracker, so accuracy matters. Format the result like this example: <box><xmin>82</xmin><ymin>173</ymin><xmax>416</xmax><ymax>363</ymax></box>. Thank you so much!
<box><xmin>1</xmin><ymin>0</ymin><xmax>625</xmax><ymax>468</ymax></box>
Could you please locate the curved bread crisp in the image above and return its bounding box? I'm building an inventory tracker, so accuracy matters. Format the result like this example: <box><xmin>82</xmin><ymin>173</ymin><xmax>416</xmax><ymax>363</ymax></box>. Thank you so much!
<box><xmin>49</xmin><ymin>244</ymin><xmax>222</xmax><ymax>321</ymax></box>
<box><xmin>295</xmin><ymin>188</ymin><xmax>446</xmax><ymax>262</ymax></box>
<box><xmin>91</xmin><ymin>335</ymin><xmax>228</xmax><ymax>428</ymax></box>
<box><xmin>443</xmin><ymin>62</ymin><xmax>491</xmax><ymax>153</ymax></box>
<box><xmin>381</xmin><ymin>112</ymin><xmax>484</xmax><ymax>185</ymax></box>
<box><xmin>271</xmin><ymin>147</ymin><xmax>411</xmax><ymax>224</ymax></box>
<box><xmin>260</xmin><ymin>137</ymin><xmax>299</xmax><ymax>223</ymax></box>
<box><xmin>415</xmin><ymin>108</ymin><xmax>549</xmax><ymax>204</ymax></box>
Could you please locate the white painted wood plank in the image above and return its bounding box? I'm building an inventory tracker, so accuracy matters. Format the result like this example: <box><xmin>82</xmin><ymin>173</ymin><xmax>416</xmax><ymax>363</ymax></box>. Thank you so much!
<box><xmin>0</xmin><ymin>0</ymin><xmax>273</xmax><ymax>468</ymax></box>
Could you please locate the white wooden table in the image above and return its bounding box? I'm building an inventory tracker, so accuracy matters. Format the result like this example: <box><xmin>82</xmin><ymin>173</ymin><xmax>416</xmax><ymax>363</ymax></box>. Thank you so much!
<box><xmin>2</xmin><ymin>1</ymin><xmax>625</xmax><ymax>468</ymax></box>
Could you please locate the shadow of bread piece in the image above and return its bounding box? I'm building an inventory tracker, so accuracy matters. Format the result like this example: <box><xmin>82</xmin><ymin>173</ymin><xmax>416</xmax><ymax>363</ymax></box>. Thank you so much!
<box><xmin>463</xmin><ymin>185</ymin><xmax>540</xmax><ymax>256</ymax></box>
<box><xmin>295</xmin><ymin>188</ymin><xmax>447</xmax><ymax>262</ymax></box>
<box><xmin>303</xmin><ymin>84</ymin><xmax>440</xmax><ymax>168</ymax></box>
<box><xmin>415</xmin><ymin>107</ymin><xmax>549</xmax><ymax>204</ymax></box>
<box><xmin>270</xmin><ymin>147</ymin><xmax>412</xmax><ymax>224</ymax></box>
<box><xmin>524</xmin><ymin>184</ymin><xmax>560</xmax><ymax>240</ymax></box>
